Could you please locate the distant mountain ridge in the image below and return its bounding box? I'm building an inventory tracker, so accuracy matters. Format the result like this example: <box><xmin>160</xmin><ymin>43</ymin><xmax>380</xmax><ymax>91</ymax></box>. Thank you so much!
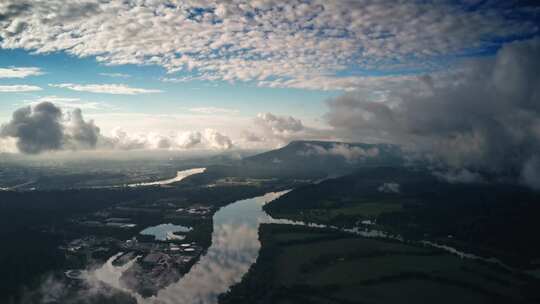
<box><xmin>191</xmin><ymin>140</ymin><xmax>404</xmax><ymax>182</ymax></box>
<box><xmin>240</xmin><ymin>140</ymin><xmax>403</xmax><ymax>178</ymax></box>
<box><xmin>246</xmin><ymin>140</ymin><xmax>401</xmax><ymax>163</ymax></box>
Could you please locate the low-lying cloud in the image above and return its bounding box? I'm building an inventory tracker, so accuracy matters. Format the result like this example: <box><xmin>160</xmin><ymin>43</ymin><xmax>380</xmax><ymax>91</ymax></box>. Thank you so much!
<box><xmin>325</xmin><ymin>38</ymin><xmax>540</xmax><ymax>189</ymax></box>
<box><xmin>255</xmin><ymin>113</ymin><xmax>304</xmax><ymax>138</ymax></box>
<box><xmin>0</xmin><ymin>102</ymin><xmax>235</xmax><ymax>154</ymax></box>
<box><xmin>299</xmin><ymin>143</ymin><xmax>379</xmax><ymax>162</ymax></box>
<box><xmin>1</xmin><ymin>102</ymin><xmax>65</xmax><ymax>154</ymax></box>
<box><xmin>0</xmin><ymin>102</ymin><xmax>100</xmax><ymax>154</ymax></box>
<box><xmin>433</xmin><ymin>169</ymin><xmax>485</xmax><ymax>184</ymax></box>
<box><xmin>378</xmin><ymin>182</ymin><xmax>400</xmax><ymax>194</ymax></box>
<box><xmin>204</xmin><ymin>128</ymin><xmax>233</xmax><ymax>150</ymax></box>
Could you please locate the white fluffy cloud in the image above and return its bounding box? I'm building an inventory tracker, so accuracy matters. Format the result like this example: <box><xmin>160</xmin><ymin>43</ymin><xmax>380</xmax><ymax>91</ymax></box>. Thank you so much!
<box><xmin>299</xmin><ymin>143</ymin><xmax>379</xmax><ymax>162</ymax></box>
<box><xmin>49</xmin><ymin>83</ymin><xmax>162</xmax><ymax>95</ymax></box>
<box><xmin>0</xmin><ymin>1</ymin><xmax>536</xmax><ymax>90</ymax></box>
<box><xmin>176</xmin><ymin>131</ymin><xmax>203</xmax><ymax>149</ymax></box>
<box><xmin>26</xmin><ymin>96</ymin><xmax>115</xmax><ymax>110</ymax></box>
<box><xmin>105</xmin><ymin>128</ymin><xmax>233</xmax><ymax>151</ymax></box>
<box><xmin>0</xmin><ymin>84</ymin><xmax>42</xmax><ymax>92</ymax></box>
<box><xmin>188</xmin><ymin>107</ymin><xmax>239</xmax><ymax>115</ymax></box>
<box><xmin>255</xmin><ymin>113</ymin><xmax>304</xmax><ymax>136</ymax></box>
<box><xmin>203</xmin><ymin>128</ymin><xmax>233</xmax><ymax>150</ymax></box>
<box><xmin>0</xmin><ymin>66</ymin><xmax>43</xmax><ymax>78</ymax></box>
<box><xmin>238</xmin><ymin>112</ymin><xmax>336</xmax><ymax>148</ymax></box>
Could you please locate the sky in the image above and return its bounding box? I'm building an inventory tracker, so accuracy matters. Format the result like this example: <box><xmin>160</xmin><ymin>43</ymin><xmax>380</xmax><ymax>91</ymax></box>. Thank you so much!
<box><xmin>0</xmin><ymin>0</ymin><xmax>539</xmax><ymax>175</ymax></box>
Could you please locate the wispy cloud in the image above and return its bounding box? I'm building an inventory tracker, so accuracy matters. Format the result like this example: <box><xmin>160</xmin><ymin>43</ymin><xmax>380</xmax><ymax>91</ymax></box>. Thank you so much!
<box><xmin>24</xmin><ymin>96</ymin><xmax>116</xmax><ymax>111</ymax></box>
<box><xmin>0</xmin><ymin>85</ymin><xmax>42</xmax><ymax>92</ymax></box>
<box><xmin>99</xmin><ymin>73</ymin><xmax>131</xmax><ymax>78</ymax></box>
<box><xmin>0</xmin><ymin>1</ymin><xmax>536</xmax><ymax>90</ymax></box>
<box><xmin>49</xmin><ymin>83</ymin><xmax>162</xmax><ymax>95</ymax></box>
<box><xmin>188</xmin><ymin>107</ymin><xmax>239</xmax><ymax>115</ymax></box>
<box><xmin>0</xmin><ymin>67</ymin><xmax>44</xmax><ymax>78</ymax></box>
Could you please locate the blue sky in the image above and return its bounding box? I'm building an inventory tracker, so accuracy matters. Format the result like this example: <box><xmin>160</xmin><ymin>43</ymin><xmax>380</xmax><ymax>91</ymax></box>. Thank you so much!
<box><xmin>0</xmin><ymin>0</ymin><xmax>538</xmax><ymax>152</ymax></box>
<box><xmin>0</xmin><ymin>48</ymin><xmax>338</xmax><ymax>120</ymax></box>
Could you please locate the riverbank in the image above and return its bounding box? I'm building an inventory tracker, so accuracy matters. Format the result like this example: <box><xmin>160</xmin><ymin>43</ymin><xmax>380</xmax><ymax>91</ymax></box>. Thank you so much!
<box><xmin>220</xmin><ymin>224</ymin><xmax>540</xmax><ymax>304</ymax></box>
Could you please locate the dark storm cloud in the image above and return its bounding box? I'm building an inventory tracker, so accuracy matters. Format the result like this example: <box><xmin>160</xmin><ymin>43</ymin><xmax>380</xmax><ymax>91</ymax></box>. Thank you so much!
<box><xmin>64</xmin><ymin>108</ymin><xmax>100</xmax><ymax>149</ymax></box>
<box><xmin>325</xmin><ymin>38</ymin><xmax>540</xmax><ymax>189</ymax></box>
<box><xmin>0</xmin><ymin>102</ymin><xmax>102</xmax><ymax>154</ymax></box>
<box><xmin>0</xmin><ymin>102</ymin><xmax>64</xmax><ymax>154</ymax></box>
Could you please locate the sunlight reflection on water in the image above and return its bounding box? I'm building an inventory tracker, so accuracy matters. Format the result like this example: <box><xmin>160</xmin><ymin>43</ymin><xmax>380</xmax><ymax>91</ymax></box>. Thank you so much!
<box><xmin>93</xmin><ymin>189</ymin><xmax>514</xmax><ymax>304</ymax></box>
<box><xmin>139</xmin><ymin>191</ymin><xmax>288</xmax><ymax>304</ymax></box>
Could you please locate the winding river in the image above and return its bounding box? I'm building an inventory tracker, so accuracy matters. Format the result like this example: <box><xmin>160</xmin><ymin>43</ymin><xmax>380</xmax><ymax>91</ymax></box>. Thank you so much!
<box><xmin>93</xmin><ymin>189</ymin><xmax>521</xmax><ymax>303</ymax></box>
<box><xmin>140</xmin><ymin>191</ymin><xmax>288</xmax><ymax>304</ymax></box>
<box><xmin>94</xmin><ymin>191</ymin><xmax>288</xmax><ymax>304</ymax></box>
<box><xmin>126</xmin><ymin>168</ymin><xmax>206</xmax><ymax>187</ymax></box>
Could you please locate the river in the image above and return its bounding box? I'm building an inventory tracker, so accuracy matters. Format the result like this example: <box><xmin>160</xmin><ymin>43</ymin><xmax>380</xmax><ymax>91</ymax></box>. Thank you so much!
<box><xmin>126</xmin><ymin>168</ymin><xmax>206</xmax><ymax>187</ymax></box>
<box><xmin>93</xmin><ymin>191</ymin><xmax>288</xmax><ymax>304</ymax></box>
<box><xmin>93</xmin><ymin>189</ymin><xmax>519</xmax><ymax>303</ymax></box>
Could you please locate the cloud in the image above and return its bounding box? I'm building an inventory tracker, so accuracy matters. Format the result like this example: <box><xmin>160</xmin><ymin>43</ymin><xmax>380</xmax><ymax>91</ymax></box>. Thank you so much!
<box><xmin>244</xmin><ymin>112</ymin><xmax>337</xmax><ymax>148</ymax></box>
<box><xmin>255</xmin><ymin>112</ymin><xmax>304</xmax><ymax>137</ymax></box>
<box><xmin>0</xmin><ymin>1</ymin><xmax>536</xmax><ymax>90</ymax></box>
<box><xmin>433</xmin><ymin>169</ymin><xmax>484</xmax><ymax>184</ymax></box>
<box><xmin>23</xmin><ymin>253</ymin><xmax>140</xmax><ymax>303</ymax></box>
<box><xmin>26</xmin><ymin>95</ymin><xmax>115</xmax><ymax>110</ymax></box>
<box><xmin>64</xmin><ymin>108</ymin><xmax>101</xmax><ymax>149</ymax></box>
<box><xmin>299</xmin><ymin>143</ymin><xmax>379</xmax><ymax>162</ymax></box>
<box><xmin>0</xmin><ymin>102</ymin><xmax>104</xmax><ymax>154</ymax></box>
<box><xmin>99</xmin><ymin>72</ymin><xmax>131</xmax><ymax>78</ymax></box>
<box><xmin>176</xmin><ymin>131</ymin><xmax>202</xmax><ymax>149</ymax></box>
<box><xmin>49</xmin><ymin>83</ymin><xmax>162</xmax><ymax>95</ymax></box>
<box><xmin>241</xmin><ymin>131</ymin><xmax>264</xmax><ymax>142</ymax></box>
<box><xmin>203</xmin><ymin>128</ymin><xmax>233</xmax><ymax>150</ymax></box>
<box><xmin>0</xmin><ymin>84</ymin><xmax>41</xmax><ymax>92</ymax></box>
<box><xmin>0</xmin><ymin>135</ymin><xmax>17</xmax><ymax>153</ymax></box>
<box><xmin>105</xmin><ymin>128</ymin><xmax>148</xmax><ymax>150</ymax></box>
<box><xmin>160</xmin><ymin>75</ymin><xmax>220</xmax><ymax>83</ymax></box>
<box><xmin>324</xmin><ymin>38</ymin><xmax>540</xmax><ymax>189</ymax></box>
<box><xmin>0</xmin><ymin>101</ymin><xmax>235</xmax><ymax>154</ymax></box>
<box><xmin>378</xmin><ymin>182</ymin><xmax>400</xmax><ymax>194</ymax></box>
<box><xmin>0</xmin><ymin>102</ymin><xmax>65</xmax><ymax>154</ymax></box>
<box><xmin>521</xmin><ymin>157</ymin><xmax>540</xmax><ymax>190</ymax></box>
<box><xmin>103</xmin><ymin>128</ymin><xmax>233</xmax><ymax>151</ymax></box>
<box><xmin>0</xmin><ymin>66</ymin><xmax>43</xmax><ymax>78</ymax></box>
<box><xmin>188</xmin><ymin>107</ymin><xmax>239</xmax><ymax>115</ymax></box>
<box><xmin>104</xmin><ymin>129</ymin><xmax>187</xmax><ymax>151</ymax></box>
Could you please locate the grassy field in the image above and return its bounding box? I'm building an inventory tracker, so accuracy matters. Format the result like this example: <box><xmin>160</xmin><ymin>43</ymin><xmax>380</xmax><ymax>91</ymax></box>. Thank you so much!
<box><xmin>270</xmin><ymin>198</ymin><xmax>404</xmax><ymax>227</ymax></box>
<box><xmin>220</xmin><ymin>224</ymin><xmax>540</xmax><ymax>304</ymax></box>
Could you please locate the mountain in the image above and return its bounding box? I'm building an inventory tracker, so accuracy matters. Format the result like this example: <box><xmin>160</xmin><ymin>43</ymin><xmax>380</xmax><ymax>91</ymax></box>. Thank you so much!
<box><xmin>189</xmin><ymin>140</ymin><xmax>404</xmax><ymax>182</ymax></box>
<box><xmin>240</xmin><ymin>140</ymin><xmax>403</xmax><ymax>178</ymax></box>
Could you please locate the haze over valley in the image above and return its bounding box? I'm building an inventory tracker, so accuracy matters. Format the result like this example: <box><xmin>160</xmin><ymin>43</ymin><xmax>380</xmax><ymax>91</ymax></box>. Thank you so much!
<box><xmin>0</xmin><ymin>1</ymin><xmax>539</xmax><ymax>304</ymax></box>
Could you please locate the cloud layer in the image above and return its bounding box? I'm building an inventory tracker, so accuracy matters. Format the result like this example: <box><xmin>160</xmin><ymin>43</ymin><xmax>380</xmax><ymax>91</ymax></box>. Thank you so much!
<box><xmin>49</xmin><ymin>83</ymin><xmax>162</xmax><ymax>95</ymax></box>
<box><xmin>325</xmin><ymin>38</ymin><xmax>540</xmax><ymax>189</ymax></box>
<box><xmin>0</xmin><ymin>1</ymin><xmax>537</xmax><ymax>90</ymax></box>
<box><xmin>0</xmin><ymin>102</ymin><xmax>99</xmax><ymax>154</ymax></box>
<box><xmin>0</xmin><ymin>102</ymin><xmax>236</xmax><ymax>154</ymax></box>
<box><xmin>299</xmin><ymin>143</ymin><xmax>379</xmax><ymax>162</ymax></box>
